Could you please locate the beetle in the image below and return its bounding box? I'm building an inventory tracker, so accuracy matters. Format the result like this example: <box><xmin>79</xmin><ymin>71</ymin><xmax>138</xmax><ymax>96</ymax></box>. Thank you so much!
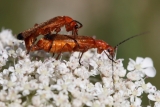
<box><xmin>17</xmin><ymin>16</ymin><xmax>82</xmax><ymax>53</ymax></box>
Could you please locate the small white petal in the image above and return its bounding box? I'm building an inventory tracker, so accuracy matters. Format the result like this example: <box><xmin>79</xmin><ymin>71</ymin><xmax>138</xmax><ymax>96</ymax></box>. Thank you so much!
<box><xmin>134</xmin><ymin>97</ymin><xmax>142</xmax><ymax>106</ymax></box>
<box><xmin>95</xmin><ymin>82</ymin><xmax>103</xmax><ymax>94</ymax></box>
<box><xmin>0</xmin><ymin>102</ymin><xmax>6</xmax><ymax>107</ymax></box>
<box><xmin>72</xmin><ymin>99</ymin><xmax>82</xmax><ymax>107</ymax></box>
<box><xmin>146</xmin><ymin>83</ymin><xmax>157</xmax><ymax>93</ymax></box>
<box><xmin>144</xmin><ymin>67</ymin><xmax>156</xmax><ymax>77</ymax></box>
<box><xmin>3</xmin><ymin>69</ymin><xmax>9</xmax><ymax>75</ymax></box>
<box><xmin>141</xmin><ymin>57</ymin><xmax>153</xmax><ymax>68</ymax></box>
<box><xmin>118</xmin><ymin>69</ymin><xmax>126</xmax><ymax>77</ymax></box>
<box><xmin>39</xmin><ymin>75</ymin><xmax>49</xmax><ymax>85</ymax></box>
<box><xmin>136</xmin><ymin>57</ymin><xmax>144</xmax><ymax>64</ymax></box>
<box><xmin>2</xmin><ymin>52</ymin><xmax>8</xmax><ymax>59</ymax></box>
<box><xmin>32</xmin><ymin>96</ymin><xmax>41</xmax><ymax>106</ymax></box>
<box><xmin>130</xmin><ymin>95</ymin><xmax>134</xmax><ymax>102</ymax></box>
<box><xmin>10</xmin><ymin>73</ymin><xmax>17</xmax><ymax>82</ymax></box>
<box><xmin>148</xmin><ymin>94</ymin><xmax>156</xmax><ymax>101</ymax></box>
<box><xmin>8</xmin><ymin>66</ymin><xmax>15</xmax><ymax>72</ymax></box>
<box><xmin>127</xmin><ymin>58</ymin><xmax>136</xmax><ymax>71</ymax></box>
<box><xmin>137</xmin><ymin>87</ymin><xmax>143</xmax><ymax>96</ymax></box>
<box><xmin>22</xmin><ymin>90</ymin><xmax>30</xmax><ymax>96</ymax></box>
<box><xmin>0</xmin><ymin>77</ymin><xmax>4</xmax><ymax>84</ymax></box>
<box><xmin>126</xmin><ymin>81</ymin><xmax>135</xmax><ymax>91</ymax></box>
<box><xmin>51</xmin><ymin>85</ymin><xmax>62</xmax><ymax>91</ymax></box>
<box><xmin>129</xmin><ymin>58</ymin><xmax>136</xmax><ymax>64</ymax></box>
<box><xmin>155</xmin><ymin>102</ymin><xmax>160</xmax><ymax>107</ymax></box>
<box><xmin>127</xmin><ymin>65</ymin><xmax>134</xmax><ymax>71</ymax></box>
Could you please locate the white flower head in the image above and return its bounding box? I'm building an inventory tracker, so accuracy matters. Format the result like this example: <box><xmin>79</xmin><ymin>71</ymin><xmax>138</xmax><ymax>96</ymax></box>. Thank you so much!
<box><xmin>0</xmin><ymin>29</ymin><xmax>159</xmax><ymax>107</ymax></box>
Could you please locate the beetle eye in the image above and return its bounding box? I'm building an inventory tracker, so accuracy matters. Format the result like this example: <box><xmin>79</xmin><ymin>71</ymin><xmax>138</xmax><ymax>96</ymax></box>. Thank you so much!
<box><xmin>17</xmin><ymin>33</ymin><xmax>24</xmax><ymax>40</ymax></box>
<box><xmin>107</xmin><ymin>48</ymin><xmax>111</xmax><ymax>53</ymax></box>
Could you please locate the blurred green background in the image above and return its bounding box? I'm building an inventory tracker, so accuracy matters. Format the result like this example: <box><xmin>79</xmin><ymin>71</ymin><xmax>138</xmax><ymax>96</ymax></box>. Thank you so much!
<box><xmin>0</xmin><ymin>0</ymin><xmax>160</xmax><ymax>104</ymax></box>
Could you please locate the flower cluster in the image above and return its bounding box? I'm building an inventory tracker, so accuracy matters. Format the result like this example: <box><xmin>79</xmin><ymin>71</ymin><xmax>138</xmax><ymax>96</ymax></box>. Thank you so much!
<box><xmin>0</xmin><ymin>29</ymin><xmax>159</xmax><ymax>107</ymax></box>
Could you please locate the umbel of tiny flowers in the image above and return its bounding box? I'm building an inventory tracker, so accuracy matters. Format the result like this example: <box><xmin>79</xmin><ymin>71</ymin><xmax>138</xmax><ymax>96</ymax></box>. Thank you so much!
<box><xmin>0</xmin><ymin>29</ymin><xmax>159</xmax><ymax>107</ymax></box>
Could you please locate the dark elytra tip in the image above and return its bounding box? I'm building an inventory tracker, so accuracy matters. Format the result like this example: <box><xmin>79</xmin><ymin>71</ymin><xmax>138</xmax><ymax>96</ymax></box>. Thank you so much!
<box><xmin>17</xmin><ymin>33</ymin><xmax>24</xmax><ymax>40</ymax></box>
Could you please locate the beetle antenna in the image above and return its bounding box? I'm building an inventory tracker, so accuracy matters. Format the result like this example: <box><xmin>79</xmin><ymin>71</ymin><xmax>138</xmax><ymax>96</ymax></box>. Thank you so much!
<box><xmin>114</xmin><ymin>31</ymin><xmax>149</xmax><ymax>49</ymax></box>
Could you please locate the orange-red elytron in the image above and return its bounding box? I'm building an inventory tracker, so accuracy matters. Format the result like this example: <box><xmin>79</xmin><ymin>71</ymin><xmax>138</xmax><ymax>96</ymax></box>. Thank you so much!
<box><xmin>30</xmin><ymin>34</ymin><xmax>115</xmax><ymax>64</ymax></box>
<box><xmin>17</xmin><ymin>16</ymin><xmax>82</xmax><ymax>53</ymax></box>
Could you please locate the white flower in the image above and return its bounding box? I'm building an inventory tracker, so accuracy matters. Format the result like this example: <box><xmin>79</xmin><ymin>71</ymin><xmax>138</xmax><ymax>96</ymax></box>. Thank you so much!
<box><xmin>102</xmin><ymin>77</ymin><xmax>113</xmax><ymax>89</ymax></box>
<box><xmin>130</xmin><ymin>97</ymin><xmax>142</xmax><ymax>107</ymax></box>
<box><xmin>67</xmin><ymin>53</ymin><xmax>80</xmax><ymax>69</ymax></box>
<box><xmin>36</xmin><ymin>58</ymin><xmax>55</xmax><ymax>76</ymax></box>
<box><xmin>93</xmin><ymin>82</ymin><xmax>103</xmax><ymax>95</ymax></box>
<box><xmin>129</xmin><ymin>87</ymin><xmax>143</xmax><ymax>106</ymax></box>
<box><xmin>37</xmin><ymin>88</ymin><xmax>54</xmax><ymax>100</ymax></box>
<box><xmin>28</xmin><ymin>80</ymin><xmax>39</xmax><ymax>90</ymax></box>
<box><xmin>18</xmin><ymin>59</ymin><xmax>35</xmax><ymax>74</ymax></box>
<box><xmin>8</xmin><ymin>102</ymin><xmax>22</xmax><ymax>107</ymax></box>
<box><xmin>18</xmin><ymin>79</ymin><xmax>38</xmax><ymax>96</ymax></box>
<box><xmin>72</xmin><ymin>99</ymin><xmax>82</xmax><ymax>107</ymax></box>
<box><xmin>72</xmin><ymin>78</ymin><xmax>89</xmax><ymax>90</ymax></box>
<box><xmin>1</xmin><ymin>50</ymin><xmax>8</xmax><ymax>59</ymax></box>
<box><xmin>39</xmin><ymin>75</ymin><xmax>50</xmax><ymax>86</ymax></box>
<box><xmin>86</xmin><ymin>82</ymin><xmax>95</xmax><ymax>93</ymax></box>
<box><xmin>154</xmin><ymin>102</ymin><xmax>160</xmax><ymax>107</ymax></box>
<box><xmin>0</xmin><ymin>101</ymin><xmax>6</xmax><ymax>107</ymax></box>
<box><xmin>127</xmin><ymin>71</ymin><xmax>142</xmax><ymax>80</ymax></box>
<box><xmin>2</xmin><ymin>79</ymin><xmax>16</xmax><ymax>90</ymax></box>
<box><xmin>53</xmin><ymin>92</ymin><xmax>70</xmax><ymax>106</ymax></box>
<box><xmin>16</xmin><ymin>48</ymin><xmax>27</xmax><ymax>58</ymax></box>
<box><xmin>141</xmin><ymin>82</ymin><xmax>157</xmax><ymax>93</ymax></box>
<box><xmin>92</xmin><ymin>100</ymin><xmax>105</xmax><ymax>107</ymax></box>
<box><xmin>148</xmin><ymin>91</ymin><xmax>160</xmax><ymax>103</ymax></box>
<box><xmin>10</xmin><ymin>73</ymin><xmax>17</xmax><ymax>82</ymax></box>
<box><xmin>98</xmin><ymin>94</ymin><xmax>113</xmax><ymax>106</ymax></box>
<box><xmin>22</xmin><ymin>90</ymin><xmax>30</xmax><ymax>96</ymax></box>
<box><xmin>51</xmin><ymin>73</ymin><xmax>74</xmax><ymax>92</ymax></box>
<box><xmin>89</xmin><ymin>58</ymin><xmax>98</xmax><ymax>69</ymax></box>
<box><xmin>74</xmin><ymin>66</ymin><xmax>90</xmax><ymax>79</ymax></box>
<box><xmin>113</xmin><ymin>59</ymin><xmax>126</xmax><ymax>78</ymax></box>
<box><xmin>55</xmin><ymin>62</ymin><xmax>69</xmax><ymax>74</ymax></box>
<box><xmin>125</xmin><ymin>81</ymin><xmax>136</xmax><ymax>91</ymax></box>
<box><xmin>148</xmin><ymin>91</ymin><xmax>160</xmax><ymax>105</ymax></box>
<box><xmin>0</xmin><ymin>90</ymin><xmax>7</xmax><ymax>101</ymax></box>
<box><xmin>0</xmin><ymin>50</ymin><xmax>8</xmax><ymax>69</ymax></box>
<box><xmin>113</xmin><ymin>100</ymin><xmax>130</xmax><ymax>107</ymax></box>
<box><xmin>7</xmin><ymin>48</ymin><xmax>17</xmax><ymax>58</ymax></box>
<box><xmin>0</xmin><ymin>29</ymin><xmax>18</xmax><ymax>49</ymax></box>
<box><xmin>6</xmin><ymin>88</ymin><xmax>21</xmax><ymax>101</ymax></box>
<box><xmin>71</xmin><ymin>90</ymin><xmax>93</xmax><ymax>106</ymax></box>
<box><xmin>127</xmin><ymin>57</ymin><xmax>156</xmax><ymax>80</ymax></box>
<box><xmin>31</xmin><ymin>95</ymin><xmax>41</xmax><ymax>106</ymax></box>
